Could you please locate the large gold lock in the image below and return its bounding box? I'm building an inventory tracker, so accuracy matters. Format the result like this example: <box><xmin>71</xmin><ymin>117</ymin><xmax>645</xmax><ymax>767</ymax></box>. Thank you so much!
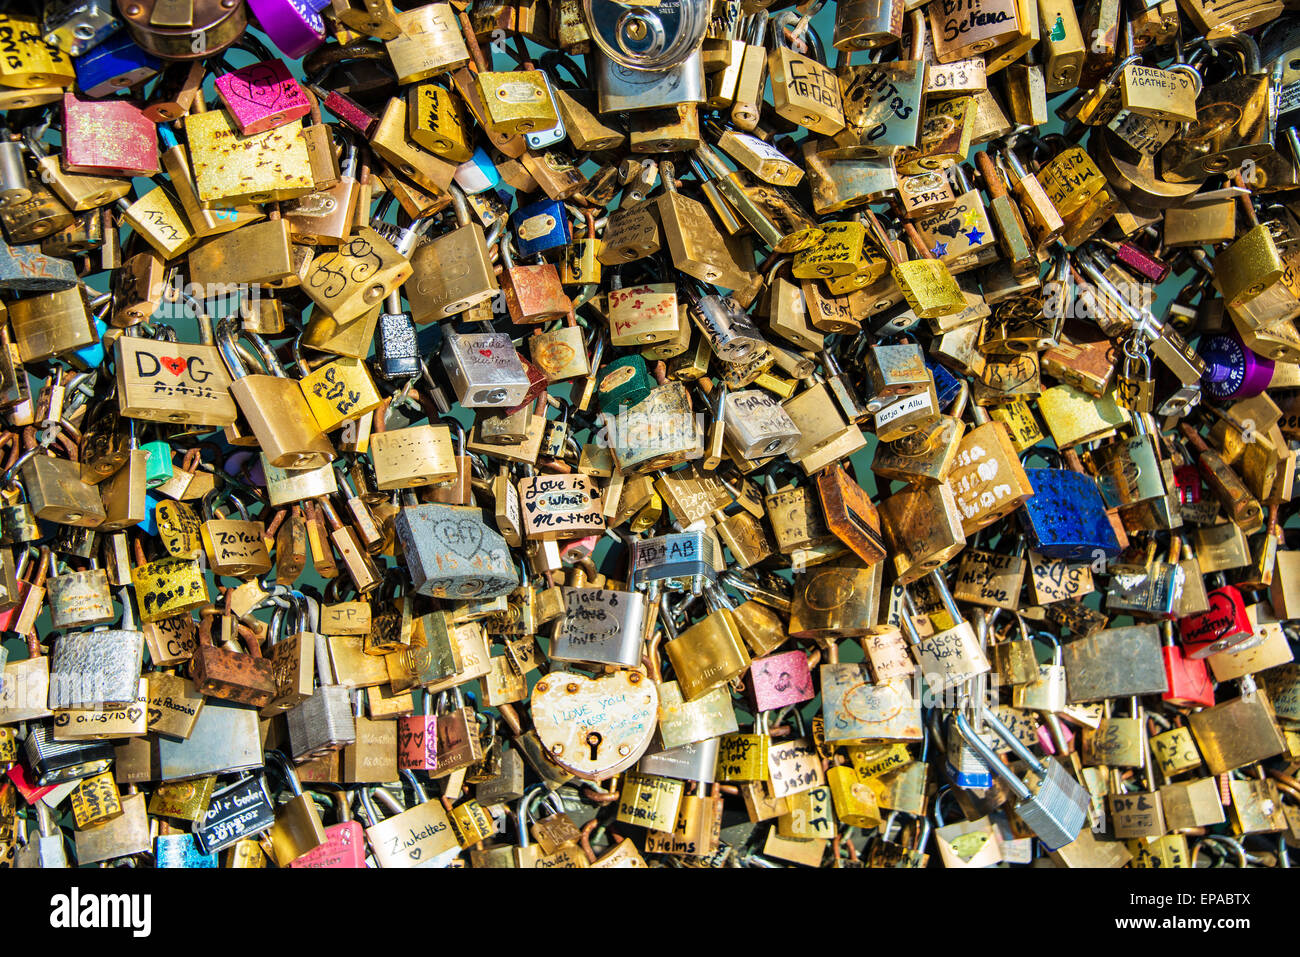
<box><xmin>767</xmin><ymin>20</ymin><xmax>844</xmax><ymax>136</ymax></box>
<box><xmin>946</xmin><ymin>416</ymin><xmax>1035</xmax><ymax>535</ymax></box>
<box><xmin>408</xmin><ymin>185</ymin><xmax>499</xmax><ymax>323</ymax></box>
<box><xmin>199</xmin><ymin>493</ymin><xmax>272</xmax><ymax>578</ymax></box>
<box><xmin>476</xmin><ymin>70</ymin><xmax>557</xmax><ymax>135</ymax></box>
<box><xmin>370</xmin><ymin>420</ymin><xmax>458</xmax><ymax>490</ymax></box>
<box><xmin>385</xmin><ymin>3</ymin><xmax>469</xmax><ymax>84</ymax></box>
<box><xmin>529</xmin><ymin>314</ymin><xmax>590</xmax><ymax>382</ymax></box>
<box><xmin>298</xmin><ymin>355</ymin><xmax>385</xmax><ymax>433</ymax></box>
<box><xmin>880</xmin><ymin>482</ymin><xmax>967</xmax><ymax>583</ymax></box>
<box><xmin>303</xmin><ymin>227</ymin><xmax>413</xmax><ymax>325</ymax></box>
<box><xmin>8</xmin><ymin>287</ymin><xmax>97</xmax><ymax>363</ymax></box>
<box><xmin>663</xmin><ymin>602</ymin><xmax>751</xmax><ymax>702</ymax></box>
<box><xmin>0</xmin><ymin>13</ymin><xmax>75</xmax><ymax>88</ymax></box>
<box><xmin>185</xmin><ymin>105</ymin><xmax>315</xmax><ymax>205</ymax></box>
<box><xmin>216</xmin><ymin>320</ymin><xmax>336</xmax><ymax>470</ymax></box>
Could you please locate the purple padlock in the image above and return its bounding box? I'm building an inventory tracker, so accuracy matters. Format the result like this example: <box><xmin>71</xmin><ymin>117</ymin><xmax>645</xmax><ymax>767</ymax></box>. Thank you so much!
<box><xmin>749</xmin><ymin>649</ymin><xmax>815</xmax><ymax>713</ymax></box>
<box><xmin>1200</xmin><ymin>328</ymin><xmax>1274</xmax><ymax>400</ymax></box>
<box><xmin>223</xmin><ymin>450</ymin><xmax>266</xmax><ymax>488</ymax></box>
<box><xmin>247</xmin><ymin>0</ymin><xmax>328</xmax><ymax>59</ymax></box>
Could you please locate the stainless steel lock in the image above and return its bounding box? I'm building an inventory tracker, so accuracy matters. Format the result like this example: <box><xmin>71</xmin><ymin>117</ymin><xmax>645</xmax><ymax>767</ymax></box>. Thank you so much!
<box><xmin>550</xmin><ymin>584</ymin><xmax>648</xmax><ymax>667</ymax></box>
<box><xmin>440</xmin><ymin>332</ymin><xmax>532</xmax><ymax>408</ymax></box>
<box><xmin>723</xmin><ymin>388</ymin><xmax>802</xmax><ymax>459</ymax></box>
<box><xmin>594</xmin><ymin>49</ymin><xmax>706</xmax><ymax>114</ymax></box>
<box><xmin>683</xmin><ymin>280</ymin><xmax>768</xmax><ymax>363</ymax></box>
<box><xmin>48</xmin><ymin>586</ymin><xmax>144</xmax><ymax>710</ymax></box>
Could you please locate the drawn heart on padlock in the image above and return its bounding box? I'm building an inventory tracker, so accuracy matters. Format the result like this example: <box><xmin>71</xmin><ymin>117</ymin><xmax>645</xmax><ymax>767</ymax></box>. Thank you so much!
<box><xmin>478</xmin><ymin>349</ymin><xmax>493</xmax><ymax>357</ymax></box>
<box><xmin>159</xmin><ymin>356</ymin><xmax>187</xmax><ymax>376</ymax></box>
<box><xmin>433</xmin><ymin>518</ymin><xmax>483</xmax><ymax>559</ymax></box>
<box><xmin>224</xmin><ymin>67</ymin><xmax>288</xmax><ymax>109</ymax></box>
<box><xmin>127</xmin><ymin>707</ymin><xmax>143</xmax><ymax>723</ymax></box>
<box><xmin>408</xmin><ymin>847</ymin><xmax>422</xmax><ymax>861</ymax></box>
<box><xmin>147</xmin><ymin>707</ymin><xmax>163</xmax><ymax>725</ymax></box>
<box><xmin>1045</xmin><ymin>561</ymin><xmax>1067</xmax><ymax>587</ymax></box>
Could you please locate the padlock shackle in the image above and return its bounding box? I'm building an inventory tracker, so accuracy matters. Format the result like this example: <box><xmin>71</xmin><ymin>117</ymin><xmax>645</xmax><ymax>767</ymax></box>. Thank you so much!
<box><xmin>400</xmin><ymin>767</ymin><xmax>428</xmax><ymax>804</ymax></box>
<box><xmin>951</xmin><ymin>710</ymin><xmax>1030</xmax><ymax>801</ymax></box>
<box><xmin>265</xmin><ymin>749</ymin><xmax>304</xmax><ymax>796</ymax></box>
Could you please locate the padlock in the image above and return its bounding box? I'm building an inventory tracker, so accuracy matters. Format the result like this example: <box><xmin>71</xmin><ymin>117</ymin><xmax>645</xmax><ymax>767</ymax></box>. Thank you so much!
<box><xmin>47</xmin><ymin>552</ymin><xmax>115</xmax><ymax>630</ymax></box>
<box><xmin>216</xmin><ymin>318</ymin><xmax>336</xmax><ymax>470</ymax></box>
<box><xmin>357</xmin><ymin>782</ymin><xmax>459</xmax><ymax>868</ymax></box>
<box><xmin>898</xmin><ymin>575</ymin><xmax>990</xmax><ymax>699</ymax></box>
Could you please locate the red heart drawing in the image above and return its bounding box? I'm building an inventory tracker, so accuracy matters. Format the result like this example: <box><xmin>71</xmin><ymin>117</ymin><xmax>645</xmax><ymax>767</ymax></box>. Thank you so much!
<box><xmin>478</xmin><ymin>349</ymin><xmax>493</xmax><ymax>357</ymax></box>
<box><xmin>159</xmin><ymin>356</ymin><xmax>187</xmax><ymax>376</ymax></box>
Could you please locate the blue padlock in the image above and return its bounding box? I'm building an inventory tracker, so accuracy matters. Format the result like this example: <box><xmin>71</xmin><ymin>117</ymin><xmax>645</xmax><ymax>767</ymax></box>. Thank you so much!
<box><xmin>138</xmin><ymin>493</ymin><xmax>160</xmax><ymax>537</ymax></box>
<box><xmin>69</xmin><ymin>316</ymin><xmax>108</xmax><ymax>372</ymax></box>
<box><xmin>1017</xmin><ymin>467</ymin><xmax>1121</xmax><ymax>561</ymax></box>
<box><xmin>73</xmin><ymin>31</ymin><xmax>161</xmax><ymax>98</ymax></box>
<box><xmin>154</xmin><ymin>833</ymin><xmax>218</xmax><ymax>868</ymax></box>
<box><xmin>454</xmin><ymin>146</ymin><xmax>502</xmax><ymax>195</ymax></box>
<box><xmin>511</xmin><ymin>197</ymin><xmax>570</xmax><ymax>258</ymax></box>
<box><xmin>927</xmin><ymin>357</ymin><xmax>962</xmax><ymax>412</ymax></box>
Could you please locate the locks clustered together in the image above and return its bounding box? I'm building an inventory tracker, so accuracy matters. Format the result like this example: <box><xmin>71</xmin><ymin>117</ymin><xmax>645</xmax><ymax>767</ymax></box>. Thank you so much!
<box><xmin>0</xmin><ymin>0</ymin><xmax>1299</xmax><ymax>871</ymax></box>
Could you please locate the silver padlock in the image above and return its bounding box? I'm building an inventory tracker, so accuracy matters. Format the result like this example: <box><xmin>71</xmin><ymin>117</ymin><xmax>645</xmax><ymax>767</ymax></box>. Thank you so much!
<box><xmin>48</xmin><ymin>586</ymin><xmax>144</xmax><ymax>710</ymax></box>
<box><xmin>550</xmin><ymin>584</ymin><xmax>648</xmax><ymax>667</ymax></box>
<box><xmin>953</xmin><ymin>707</ymin><xmax>1089</xmax><ymax>850</ymax></box>
<box><xmin>594</xmin><ymin>49</ymin><xmax>706</xmax><ymax>114</ymax></box>
<box><xmin>1011</xmin><ymin>631</ymin><xmax>1068</xmax><ymax>713</ymax></box>
<box><xmin>1105</xmin><ymin>561</ymin><xmax>1185</xmax><ymax>616</ymax></box>
<box><xmin>14</xmin><ymin>804</ymin><xmax>68</xmax><ymax>868</ymax></box>
<box><xmin>638</xmin><ymin>736</ymin><xmax>721</xmax><ymax>781</ymax></box>
<box><xmin>440</xmin><ymin>331</ymin><xmax>531</xmax><ymax>408</ymax></box>
<box><xmin>0</xmin><ymin>140</ymin><xmax>31</xmax><ymax>209</ymax></box>
<box><xmin>42</xmin><ymin>0</ymin><xmax>119</xmax><ymax>55</ymax></box>
<box><xmin>22</xmin><ymin>724</ymin><xmax>114</xmax><ymax>784</ymax></box>
<box><xmin>722</xmin><ymin>388</ymin><xmax>802</xmax><ymax>459</ymax></box>
<box><xmin>683</xmin><ymin>280</ymin><xmax>768</xmax><ymax>362</ymax></box>
<box><xmin>287</xmin><ymin>635</ymin><xmax>357</xmax><ymax>762</ymax></box>
<box><xmin>627</xmin><ymin>529</ymin><xmax>719</xmax><ymax>589</ymax></box>
<box><xmin>46</xmin><ymin>553</ymin><xmax>115</xmax><ymax>630</ymax></box>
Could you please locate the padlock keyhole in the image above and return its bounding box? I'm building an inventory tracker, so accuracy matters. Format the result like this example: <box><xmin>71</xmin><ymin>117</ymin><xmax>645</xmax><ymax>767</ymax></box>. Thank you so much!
<box><xmin>586</xmin><ymin>731</ymin><xmax>602</xmax><ymax>761</ymax></box>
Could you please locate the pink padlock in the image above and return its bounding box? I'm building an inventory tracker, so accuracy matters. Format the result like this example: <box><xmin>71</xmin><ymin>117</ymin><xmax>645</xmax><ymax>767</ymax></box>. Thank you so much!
<box><xmin>1036</xmin><ymin>719</ymin><xmax>1074</xmax><ymax>755</ymax></box>
<box><xmin>749</xmin><ymin>649</ymin><xmax>815</xmax><ymax>713</ymax></box>
<box><xmin>397</xmin><ymin>714</ymin><xmax>438</xmax><ymax>771</ymax></box>
<box><xmin>61</xmin><ymin>94</ymin><xmax>158</xmax><ymax>177</ymax></box>
<box><xmin>559</xmin><ymin>535</ymin><xmax>600</xmax><ymax>567</ymax></box>
<box><xmin>215</xmin><ymin>59</ymin><xmax>312</xmax><ymax>135</ymax></box>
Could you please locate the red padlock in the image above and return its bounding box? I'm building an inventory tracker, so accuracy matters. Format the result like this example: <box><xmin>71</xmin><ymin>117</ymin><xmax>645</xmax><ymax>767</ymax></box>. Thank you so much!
<box><xmin>1172</xmin><ymin>464</ymin><xmax>1202</xmax><ymax>504</ymax></box>
<box><xmin>397</xmin><ymin>714</ymin><xmax>438</xmax><ymax>771</ymax></box>
<box><xmin>61</xmin><ymin>94</ymin><xmax>159</xmax><ymax>177</ymax></box>
<box><xmin>1177</xmin><ymin>584</ymin><xmax>1254</xmax><ymax>659</ymax></box>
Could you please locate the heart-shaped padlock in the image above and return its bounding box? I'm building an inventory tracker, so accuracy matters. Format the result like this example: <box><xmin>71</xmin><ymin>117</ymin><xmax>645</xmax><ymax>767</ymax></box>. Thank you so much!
<box><xmin>530</xmin><ymin>669</ymin><xmax>658</xmax><ymax>780</ymax></box>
